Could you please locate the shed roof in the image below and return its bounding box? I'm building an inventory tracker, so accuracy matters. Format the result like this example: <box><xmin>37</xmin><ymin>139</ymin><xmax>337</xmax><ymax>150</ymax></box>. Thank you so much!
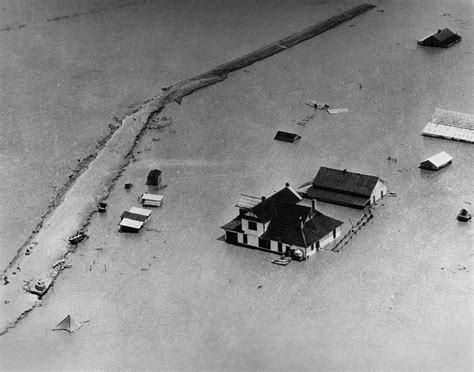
<box><xmin>120</xmin><ymin>211</ymin><xmax>149</xmax><ymax>222</ymax></box>
<box><xmin>120</xmin><ymin>218</ymin><xmax>144</xmax><ymax>230</ymax></box>
<box><xmin>305</xmin><ymin>187</ymin><xmax>369</xmax><ymax>208</ymax></box>
<box><xmin>141</xmin><ymin>193</ymin><xmax>163</xmax><ymax>202</ymax></box>
<box><xmin>129</xmin><ymin>207</ymin><xmax>152</xmax><ymax>217</ymax></box>
<box><xmin>312</xmin><ymin>167</ymin><xmax>380</xmax><ymax>197</ymax></box>
<box><xmin>274</xmin><ymin>131</ymin><xmax>301</xmax><ymax>143</ymax></box>
<box><xmin>420</xmin><ymin>151</ymin><xmax>453</xmax><ymax>167</ymax></box>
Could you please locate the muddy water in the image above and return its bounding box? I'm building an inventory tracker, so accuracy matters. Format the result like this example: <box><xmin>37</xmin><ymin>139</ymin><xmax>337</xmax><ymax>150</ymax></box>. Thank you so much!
<box><xmin>1</xmin><ymin>0</ymin><xmax>473</xmax><ymax>370</ymax></box>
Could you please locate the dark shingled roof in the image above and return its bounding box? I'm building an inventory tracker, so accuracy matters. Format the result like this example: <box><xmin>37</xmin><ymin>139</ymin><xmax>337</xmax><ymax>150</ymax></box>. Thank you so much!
<box><xmin>274</xmin><ymin>131</ymin><xmax>301</xmax><ymax>143</ymax></box>
<box><xmin>312</xmin><ymin>167</ymin><xmax>380</xmax><ymax>198</ymax></box>
<box><xmin>262</xmin><ymin>201</ymin><xmax>343</xmax><ymax>247</ymax></box>
<box><xmin>250</xmin><ymin>186</ymin><xmax>302</xmax><ymax>222</ymax></box>
<box><xmin>221</xmin><ymin>216</ymin><xmax>243</xmax><ymax>232</ymax></box>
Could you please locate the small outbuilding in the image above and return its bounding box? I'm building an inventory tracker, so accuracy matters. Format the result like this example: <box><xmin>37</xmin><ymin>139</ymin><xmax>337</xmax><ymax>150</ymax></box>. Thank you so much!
<box><xmin>417</xmin><ymin>28</ymin><xmax>461</xmax><ymax>48</ymax></box>
<box><xmin>119</xmin><ymin>207</ymin><xmax>152</xmax><ymax>232</ymax></box>
<box><xmin>274</xmin><ymin>131</ymin><xmax>301</xmax><ymax>143</ymax></box>
<box><xmin>419</xmin><ymin>151</ymin><xmax>453</xmax><ymax>171</ymax></box>
<box><xmin>146</xmin><ymin>169</ymin><xmax>162</xmax><ymax>187</ymax></box>
<box><xmin>140</xmin><ymin>193</ymin><xmax>163</xmax><ymax>207</ymax></box>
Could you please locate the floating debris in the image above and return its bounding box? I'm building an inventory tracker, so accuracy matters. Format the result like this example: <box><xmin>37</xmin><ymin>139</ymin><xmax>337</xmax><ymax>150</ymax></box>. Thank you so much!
<box><xmin>271</xmin><ymin>257</ymin><xmax>291</xmax><ymax>266</ymax></box>
<box><xmin>124</xmin><ymin>183</ymin><xmax>134</xmax><ymax>189</ymax></box>
<box><xmin>274</xmin><ymin>131</ymin><xmax>301</xmax><ymax>143</ymax></box>
<box><xmin>327</xmin><ymin>108</ymin><xmax>349</xmax><ymax>114</ymax></box>
<box><xmin>457</xmin><ymin>208</ymin><xmax>471</xmax><ymax>222</ymax></box>
<box><xmin>388</xmin><ymin>191</ymin><xmax>397</xmax><ymax>197</ymax></box>
<box><xmin>306</xmin><ymin>100</ymin><xmax>329</xmax><ymax>110</ymax></box>
<box><xmin>68</xmin><ymin>231</ymin><xmax>89</xmax><ymax>245</ymax></box>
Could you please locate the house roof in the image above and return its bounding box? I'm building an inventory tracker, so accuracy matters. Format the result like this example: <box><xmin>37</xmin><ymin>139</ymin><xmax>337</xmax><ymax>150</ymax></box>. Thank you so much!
<box><xmin>221</xmin><ymin>216</ymin><xmax>243</xmax><ymax>232</ymax></box>
<box><xmin>312</xmin><ymin>167</ymin><xmax>380</xmax><ymax>198</ymax></box>
<box><xmin>249</xmin><ymin>185</ymin><xmax>303</xmax><ymax>222</ymax></box>
<box><xmin>262</xmin><ymin>202</ymin><xmax>343</xmax><ymax>247</ymax></box>
<box><xmin>120</xmin><ymin>218</ymin><xmax>144</xmax><ymax>230</ymax></box>
<box><xmin>235</xmin><ymin>194</ymin><xmax>261</xmax><ymax>210</ymax></box>
<box><xmin>420</xmin><ymin>151</ymin><xmax>453</xmax><ymax>168</ymax></box>
<box><xmin>305</xmin><ymin>187</ymin><xmax>369</xmax><ymax>208</ymax></box>
<box><xmin>120</xmin><ymin>211</ymin><xmax>149</xmax><ymax>222</ymax></box>
<box><xmin>418</xmin><ymin>28</ymin><xmax>461</xmax><ymax>47</ymax></box>
<box><xmin>274</xmin><ymin>131</ymin><xmax>301</xmax><ymax>143</ymax></box>
<box><xmin>129</xmin><ymin>207</ymin><xmax>152</xmax><ymax>217</ymax></box>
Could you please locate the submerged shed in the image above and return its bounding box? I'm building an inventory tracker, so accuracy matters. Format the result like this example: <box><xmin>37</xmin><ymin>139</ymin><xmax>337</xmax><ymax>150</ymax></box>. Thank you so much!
<box><xmin>417</xmin><ymin>28</ymin><xmax>461</xmax><ymax>48</ymax></box>
<box><xmin>419</xmin><ymin>151</ymin><xmax>453</xmax><ymax>171</ymax></box>
<box><xmin>119</xmin><ymin>207</ymin><xmax>152</xmax><ymax>232</ymax></box>
<box><xmin>274</xmin><ymin>131</ymin><xmax>301</xmax><ymax>143</ymax></box>
<box><xmin>146</xmin><ymin>169</ymin><xmax>162</xmax><ymax>187</ymax></box>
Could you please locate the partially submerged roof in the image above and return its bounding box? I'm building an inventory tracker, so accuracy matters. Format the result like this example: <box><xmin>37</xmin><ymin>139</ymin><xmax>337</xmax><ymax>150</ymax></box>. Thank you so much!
<box><xmin>141</xmin><ymin>193</ymin><xmax>163</xmax><ymax>202</ymax></box>
<box><xmin>421</xmin><ymin>108</ymin><xmax>474</xmax><ymax>143</ymax></box>
<box><xmin>312</xmin><ymin>167</ymin><xmax>380</xmax><ymax>198</ymax></box>
<box><xmin>129</xmin><ymin>207</ymin><xmax>152</xmax><ymax>217</ymax></box>
<box><xmin>418</xmin><ymin>28</ymin><xmax>461</xmax><ymax>48</ymax></box>
<box><xmin>274</xmin><ymin>131</ymin><xmax>301</xmax><ymax>143</ymax></box>
<box><xmin>120</xmin><ymin>218</ymin><xmax>144</xmax><ymax>230</ymax></box>
<box><xmin>419</xmin><ymin>151</ymin><xmax>453</xmax><ymax>169</ymax></box>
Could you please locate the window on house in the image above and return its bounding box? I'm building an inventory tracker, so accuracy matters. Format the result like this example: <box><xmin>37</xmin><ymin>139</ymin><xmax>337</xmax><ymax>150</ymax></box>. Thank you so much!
<box><xmin>316</xmin><ymin>241</ymin><xmax>320</xmax><ymax>249</ymax></box>
<box><xmin>333</xmin><ymin>230</ymin><xmax>337</xmax><ymax>239</ymax></box>
<box><xmin>278</xmin><ymin>242</ymin><xmax>282</xmax><ymax>253</ymax></box>
<box><xmin>248</xmin><ymin>221</ymin><xmax>257</xmax><ymax>231</ymax></box>
<box><xmin>243</xmin><ymin>234</ymin><xmax>247</xmax><ymax>245</ymax></box>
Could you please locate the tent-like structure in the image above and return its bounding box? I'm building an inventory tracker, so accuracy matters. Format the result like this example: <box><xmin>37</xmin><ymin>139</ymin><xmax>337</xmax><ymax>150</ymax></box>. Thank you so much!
<box><xmin>419</xmin><ymin>151</ymin><xmax>453</xmax><ymax>171</ymax></box>
<box><xmin>52</xmin><ymin>315</ymin><xmax>82</xmax><ymax>334</ymax></box>
<box><xmin>417</xmin><ymin>28</ymin><xmax>461</xmax><ymax>48</ymax></box>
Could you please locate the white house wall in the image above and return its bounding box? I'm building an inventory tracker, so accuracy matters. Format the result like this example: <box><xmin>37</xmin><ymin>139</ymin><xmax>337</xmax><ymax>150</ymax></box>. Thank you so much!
<box><xmin>241</xmin><ymin>218</ymin><xmax>267</xmax><ymax>236</ymax></box>
<box><xmin>371</xmin><ymin>180</ymin><xmax>387</xmax><ymax>203</ymax></box>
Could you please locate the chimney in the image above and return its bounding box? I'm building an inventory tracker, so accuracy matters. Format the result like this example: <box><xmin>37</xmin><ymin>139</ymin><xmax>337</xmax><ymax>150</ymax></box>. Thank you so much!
<box><xmin>261</xmin><ymin>196</ymin><xmax>266</xmax><ymax>202</ymax></box>
<box><xmin>285</xmin><ymin>182</ymin><xmax>290</xmax><ymax>188</ymax></box>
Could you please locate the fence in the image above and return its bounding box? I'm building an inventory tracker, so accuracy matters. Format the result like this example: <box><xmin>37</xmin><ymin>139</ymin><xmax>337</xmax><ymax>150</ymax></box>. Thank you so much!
<box><xmin>332</xmin><ymin>207</ymin><xmax>374</xmax><ymax>252</ymax></box>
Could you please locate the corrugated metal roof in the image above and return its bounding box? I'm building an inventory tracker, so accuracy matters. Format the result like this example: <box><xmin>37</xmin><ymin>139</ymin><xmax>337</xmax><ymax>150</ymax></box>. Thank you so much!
<box><xmin>313</xmin><ymin>167</ymin><xmax>379</xmax><ymax>198</ymax></box>
<box><xmin>235</xmin><ymin>194</ymin><xmax>261</xmax><ymax>210</ymax></box>
<box><xmin>129</xmin><ymin>207</ymin><xmax>152</xmax><ymax>217</ymax></box>
<box><xmin>421</xmin><ymin>109</ymin><xmax>474</xmax><ymax>143</ymax></box>
<box><xmin>420</xmin><ymin>151</ymin><xmax>453</xmax><ymax>167</ymax></box>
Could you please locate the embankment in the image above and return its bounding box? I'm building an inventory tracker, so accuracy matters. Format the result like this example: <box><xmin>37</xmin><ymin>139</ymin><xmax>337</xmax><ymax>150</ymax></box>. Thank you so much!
<box><xmin>0</xmin><ymin>3</ymin><xmax>375</xmax><ymax>335</ymax></box>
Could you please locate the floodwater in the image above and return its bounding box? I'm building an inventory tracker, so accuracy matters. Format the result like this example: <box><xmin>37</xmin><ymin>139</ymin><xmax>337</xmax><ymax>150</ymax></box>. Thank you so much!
<box><xmin>1</xmin><ymin>0</ymin><xmax>473</xmax><ymax>370</ymax></box>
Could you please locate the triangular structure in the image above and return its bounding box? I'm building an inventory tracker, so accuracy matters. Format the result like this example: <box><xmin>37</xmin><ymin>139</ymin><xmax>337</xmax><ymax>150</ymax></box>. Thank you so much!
<box><xmin>52</xmin><ymin>315</ymin><xmax>82</xmax><ymax>334</ymax></box>
<box><xmin>417</xmin><ymin>28</ymin><xmax>461</xmax><ymax>48</ymax></box>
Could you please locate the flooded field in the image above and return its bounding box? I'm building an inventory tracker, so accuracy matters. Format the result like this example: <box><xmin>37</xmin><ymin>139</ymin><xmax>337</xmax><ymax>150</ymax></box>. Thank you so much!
<box><xmin>1</xmin><ymin>0</ymin><xmax>473</xmax><ymax>370</ymax></box>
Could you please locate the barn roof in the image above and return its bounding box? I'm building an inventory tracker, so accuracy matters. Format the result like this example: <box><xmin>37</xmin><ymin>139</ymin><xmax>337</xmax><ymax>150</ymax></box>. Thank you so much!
<box><xmin>305</xmin><ymin>187</ymin><xmax>369</xmax><ymax>208</ymax></box>
<box><xmin>312</xmin><ymin>167</ymin><xmax>380</xmax><ymax>198</ymax></box>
